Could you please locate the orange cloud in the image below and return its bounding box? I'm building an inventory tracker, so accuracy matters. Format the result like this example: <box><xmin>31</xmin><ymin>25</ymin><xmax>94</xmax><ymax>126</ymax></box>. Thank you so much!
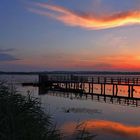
<box><xmin>62</xmin><ymin>120</ymin><xmax>140</xmax><ymax>139</ymax></box>
<box><xmin>29</xmin><ymin>2</ymin><xmax>140</xmax><ymax>30</ymax></box>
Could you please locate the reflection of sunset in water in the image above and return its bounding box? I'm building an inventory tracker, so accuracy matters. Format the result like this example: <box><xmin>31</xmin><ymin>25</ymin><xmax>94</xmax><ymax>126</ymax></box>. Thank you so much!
<box><xmin>61</xmin><ymin>120</ymin><xmax>140</xmax><ymax>139</ymax></box>
<box><xmin>84</xmin><ymin>83</ymin><xmax>140</xmax><ymax>98</ymax></box>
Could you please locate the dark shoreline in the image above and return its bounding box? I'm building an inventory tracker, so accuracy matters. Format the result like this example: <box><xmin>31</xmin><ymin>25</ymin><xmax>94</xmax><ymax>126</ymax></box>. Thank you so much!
<box><xmin>1</xmin><ymin>71</ymin><xmax>140</xmax><ymax>75</ymax></box>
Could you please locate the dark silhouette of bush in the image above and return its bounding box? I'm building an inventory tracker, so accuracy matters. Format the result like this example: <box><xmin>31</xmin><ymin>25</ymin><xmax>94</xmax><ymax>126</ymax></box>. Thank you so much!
<box><xmin>0</xmin><ymin>82</ymin><xmax>61</xmax><ymax>140</ymax></box>
<box><xmin>0</xmin><ymin>82</ymin><xmax>95</xmax><ymax>140</ymax></box>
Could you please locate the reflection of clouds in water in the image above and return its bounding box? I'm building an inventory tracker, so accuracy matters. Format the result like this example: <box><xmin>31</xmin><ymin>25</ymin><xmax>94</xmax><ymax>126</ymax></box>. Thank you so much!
<box><xmin>92</xmin><ymin>84</ymin><xmax>140</xmax><ymax>97</ymax></box>
<box><xmin>61</xmin><ymin>120</ymin><xmax>140</xmax><ymax>139</ymax></box>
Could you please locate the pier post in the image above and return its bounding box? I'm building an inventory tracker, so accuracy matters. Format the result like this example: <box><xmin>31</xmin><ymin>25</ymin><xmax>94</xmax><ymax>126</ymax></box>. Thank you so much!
<box><xmin>128</xmin><ymin>85</ymin><xmax>131</xmax><ymax>98</ymax></box>
<box><xmin>112</xmin><ymin>84</ymin><xmax>115</xmax><ymax>96</ymax></box>
<box><xmin>116</xmin><ymin>85</ymin><xmax>118</xmax><ymax>96</ymax></box>
<box><xmin>80</xmin><ymin>83</ymin><xmax>82</xmax><ymax>89</ymax></box>
<box><xmin>131</xmin><ymin>86</ymin><xmax>134</xmax><ymax>98</ymax></box>
<box><xmin>101</xmin><ymin>84</ymin><xmax>103</xmax><ymax>95</ymax></box>
<box><xmin>92</xmin><ymin>78</ymin><xmax>93</xmax><ymax>93</ymax></box>
<box><xmin>89</xmin><ymin>83</ymin><xmax>90</xmax><ymax>93</ymax></box>
<box><xmin>103</xmin><ymin>84</ymin><xmax>106</xmax><ymax>95</ymax></box>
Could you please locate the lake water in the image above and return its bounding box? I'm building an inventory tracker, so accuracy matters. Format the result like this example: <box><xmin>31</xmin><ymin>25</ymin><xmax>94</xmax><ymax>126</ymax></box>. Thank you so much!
<box><xmin>1</xmin><ymin>74</ymin><xmax>140</xmax><ymax>140</ymax></box>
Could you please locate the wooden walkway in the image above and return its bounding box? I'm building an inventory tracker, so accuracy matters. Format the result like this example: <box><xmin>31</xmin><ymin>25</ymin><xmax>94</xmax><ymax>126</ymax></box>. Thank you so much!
<box><xmin>38</xmin><ymin>73</ymin><xmax>140</xmax><ymax>99</ymax></box>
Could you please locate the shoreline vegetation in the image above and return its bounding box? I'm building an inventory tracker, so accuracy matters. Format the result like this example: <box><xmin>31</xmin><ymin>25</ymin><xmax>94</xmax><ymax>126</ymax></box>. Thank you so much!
<box><xmin>0</xmin><ymin>82</ymin><xmax>95</xmax><ymax>140</ymax></box>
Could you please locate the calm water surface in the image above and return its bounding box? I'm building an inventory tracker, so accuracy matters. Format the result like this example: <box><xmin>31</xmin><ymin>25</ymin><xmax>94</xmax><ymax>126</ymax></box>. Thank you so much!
<box><xmin>1</xmin><ymin>74</ymin><xmax>140</xmax><ymax>140</ymax></box>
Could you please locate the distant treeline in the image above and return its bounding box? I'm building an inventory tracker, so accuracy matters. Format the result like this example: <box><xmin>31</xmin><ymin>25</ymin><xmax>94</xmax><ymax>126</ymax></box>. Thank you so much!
<box><xmin>1</xmin><ymin>71</ymin><xmax>140</xmax><ymax>75</ymax></box>
<box><xmin>0</xmin><ymin>71</ymin><xmax>41</xmax><ymax>75</ymax></box>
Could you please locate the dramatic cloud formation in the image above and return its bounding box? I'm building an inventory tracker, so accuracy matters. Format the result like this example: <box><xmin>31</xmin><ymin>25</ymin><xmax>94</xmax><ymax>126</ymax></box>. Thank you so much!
<box><xmin>29</xmin><ymin>2</ymin><xmax>140</xmax><ymax>30</ymax></box>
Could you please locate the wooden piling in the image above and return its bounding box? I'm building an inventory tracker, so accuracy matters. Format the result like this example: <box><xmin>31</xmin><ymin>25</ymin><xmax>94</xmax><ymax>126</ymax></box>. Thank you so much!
<box><xmin>92</xmin><ymin>78</ymin><xmax>93</xmax><ymax>93</ymax></box>
<box><xmin>116</xmin><ymin>85</ymin><xmax>118</xmax><ymax>96</ymax></box>
<box><xmin>128</xmin><ymin>85</ymin><xmax>131</xmax><ymax>98</ymax></box>
<box><xmin>131</xmin><ymin>86</ymin><xmax>134</xmax><ymax>98</ymax></box>
<box><xmin>103</xmin><ymin>84</ymin><xmax>106</xmax><ymax>95</ymax></box>
<box><xmin>113</xmin><ymin>84</ymin><xmax>115</xmax><ymax>96</ymax></box>
<box><xmin>101</xmin><ymin>84</ymin><xmax>103</xmax><ymax>95</ymax></box>
<box><xmin>89</xmin><ymin>83</ymin><xmax>90</xmax><ymax>93</ymax></box>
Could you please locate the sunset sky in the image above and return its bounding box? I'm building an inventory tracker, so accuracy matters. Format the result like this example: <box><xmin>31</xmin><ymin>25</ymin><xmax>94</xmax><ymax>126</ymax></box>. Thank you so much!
<box><xmin>1</xmin><ymin>0</ymin><xmax>140</xmax><ymax>71</ymax></box>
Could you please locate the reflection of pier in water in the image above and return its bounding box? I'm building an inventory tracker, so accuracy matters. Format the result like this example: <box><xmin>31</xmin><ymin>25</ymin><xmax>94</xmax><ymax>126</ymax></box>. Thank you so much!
<box><xmin>39</xmin><ymin>87</ymin><xmax>140</xmax><ymax>107</ymax></box>
<box><xmin>35</xmin><ymin>72</ymin><xmax>140</xmax><ymax>106</ymax></box>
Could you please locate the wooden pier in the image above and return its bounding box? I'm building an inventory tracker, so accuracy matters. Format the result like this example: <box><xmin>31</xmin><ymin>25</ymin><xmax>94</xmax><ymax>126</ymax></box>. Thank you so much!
<box><xmin>39</xmin><ymin>72</ymin><xmax>140</xmax><ymax>99</ymax></box>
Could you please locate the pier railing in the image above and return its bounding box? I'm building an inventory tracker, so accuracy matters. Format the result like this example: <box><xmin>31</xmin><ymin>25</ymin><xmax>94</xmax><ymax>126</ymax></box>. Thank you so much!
<box><xmin>39</xmin><ymin>73</ymin><xmax>140</xmax><ymax>99</ymax></box>
<box><xmin>39</xmin><ymin>74</ymin><xmax>140</xmax><ymax>85</ymax></box>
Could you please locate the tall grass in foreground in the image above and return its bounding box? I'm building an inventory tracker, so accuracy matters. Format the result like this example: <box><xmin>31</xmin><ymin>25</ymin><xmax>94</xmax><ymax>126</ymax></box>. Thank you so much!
<box><xmin>0</xmin><ymin>82</ymin><xmax>61</xmax><ymax>140</ymax></box>
<box><xmin>0</xmin><ymin>82</ymin><xmax>95</xmax><ymax>140</ymax></box>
